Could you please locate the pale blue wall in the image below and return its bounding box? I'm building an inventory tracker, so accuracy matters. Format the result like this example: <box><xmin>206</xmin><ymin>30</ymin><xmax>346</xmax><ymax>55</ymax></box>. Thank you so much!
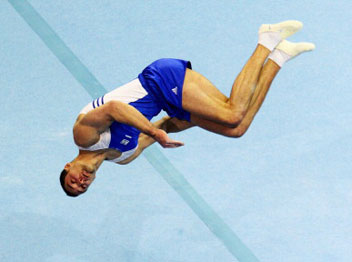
<box><xmin>1</xmin><ymin>1</ymin><xmax>351</xmax><ymax>261</ymax></box>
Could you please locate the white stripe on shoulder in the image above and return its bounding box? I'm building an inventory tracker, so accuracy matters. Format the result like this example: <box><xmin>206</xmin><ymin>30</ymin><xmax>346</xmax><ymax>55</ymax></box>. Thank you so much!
<box><xmin>78</xmin><ymin>78</ymin><xmax>146</xmax><ymax>115</ymax></box>
<box><xmin>78</xmin><ymin>129</ymin><xmax>111</xmax><ymax>151</ymax></box>
<box><xmin>104</xmin><ymin>78</ymin><xmax>147</xmax><ymax>104</ymax></box>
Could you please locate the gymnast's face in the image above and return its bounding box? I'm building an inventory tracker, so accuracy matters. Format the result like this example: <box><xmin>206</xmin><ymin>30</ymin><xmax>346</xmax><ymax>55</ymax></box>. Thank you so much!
<box><xmin>64</xmin><ymin>162</ymin><xmax>96</xmax><ymax>196</ymax></box>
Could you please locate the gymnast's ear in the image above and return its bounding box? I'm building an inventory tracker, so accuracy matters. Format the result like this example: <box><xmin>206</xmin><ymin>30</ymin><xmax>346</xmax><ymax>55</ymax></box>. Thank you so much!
<box><xmin>64</xmin><ymin>163</ymin><xmax>72</xmax><ymax>170</ymax></box>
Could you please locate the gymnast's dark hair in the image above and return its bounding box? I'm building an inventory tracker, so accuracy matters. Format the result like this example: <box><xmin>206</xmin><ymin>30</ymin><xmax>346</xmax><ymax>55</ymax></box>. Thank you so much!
<box><xmin>60</xmin><ymin>169</ymin><xmax>78</xmax><ymax>197</ymax></box>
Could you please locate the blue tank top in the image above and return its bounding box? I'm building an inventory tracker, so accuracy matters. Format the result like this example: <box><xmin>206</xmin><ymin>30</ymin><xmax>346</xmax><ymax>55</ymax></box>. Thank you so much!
<box><xmin>78</xmin><ymin>58</ymin><xmax>190</xmax><ymax>161</ymax></box>
<box><xmin>78</xmin><ymin>78</ymin><xmax>161</xmax><ymax>162</ymax></box>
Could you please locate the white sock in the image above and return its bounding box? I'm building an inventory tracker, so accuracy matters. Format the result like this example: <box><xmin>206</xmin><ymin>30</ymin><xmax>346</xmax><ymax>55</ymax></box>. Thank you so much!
<box><xmin>268</xmin><ymin>49</ymin><xmax>291</xmax><ymax>67</ymax></box>
<box><xmin>258</xmin><ymin>31</ymin><xmax>281</xmax><ymax>51</ymax></box>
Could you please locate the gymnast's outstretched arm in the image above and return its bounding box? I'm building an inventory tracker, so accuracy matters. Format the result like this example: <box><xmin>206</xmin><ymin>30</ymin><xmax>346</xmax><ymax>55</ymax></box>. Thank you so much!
<box><xmin>73</xmin><ymin>101</ymin><xmax>183</xmax><ymax>148</ymax></box>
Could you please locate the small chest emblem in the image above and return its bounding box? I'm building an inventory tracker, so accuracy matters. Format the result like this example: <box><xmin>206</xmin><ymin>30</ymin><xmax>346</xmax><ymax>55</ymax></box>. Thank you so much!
<box><xmin>172</xmin><ymin>86</ymin><xmax>178</xmax><ymax>95</ymax></box>
<box><xmin>120</xmin><ymin>139</ymin><xmax>130</xmax><ymax>146</ymax></box>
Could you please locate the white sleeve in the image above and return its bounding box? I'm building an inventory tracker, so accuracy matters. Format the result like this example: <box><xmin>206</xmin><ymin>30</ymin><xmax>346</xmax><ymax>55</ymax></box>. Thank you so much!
<box><xmin>78</xmin><ymin>129</ymin><xmax>111</xmax><ymax>151</ymax></box>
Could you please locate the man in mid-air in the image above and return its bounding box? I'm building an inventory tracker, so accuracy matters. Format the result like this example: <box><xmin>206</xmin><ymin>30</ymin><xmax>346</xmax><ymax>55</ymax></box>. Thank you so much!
<box><xmin>60</xmin><ymin>20</ymin><xmax>315</xmax><ymax>197</ymax></box>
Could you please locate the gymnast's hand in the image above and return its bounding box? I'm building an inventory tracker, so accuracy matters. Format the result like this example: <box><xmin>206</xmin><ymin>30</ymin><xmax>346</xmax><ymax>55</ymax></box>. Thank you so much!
<box><xmin>152</xmin><ymin>129</ymin><xmax>184</xmax><ymax>148</ymax></box>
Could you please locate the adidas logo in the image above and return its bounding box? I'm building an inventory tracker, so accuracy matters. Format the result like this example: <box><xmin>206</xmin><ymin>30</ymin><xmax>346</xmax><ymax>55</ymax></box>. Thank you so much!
<box><xmin>172</xmin><ymin>86</ymin><xmax>178</xmax><ymax>95</ymax></box>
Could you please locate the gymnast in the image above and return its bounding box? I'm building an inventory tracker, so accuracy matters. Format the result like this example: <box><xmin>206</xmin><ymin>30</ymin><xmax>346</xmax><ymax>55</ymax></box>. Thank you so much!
<box><xmin>60</xmin><ymin>20</ymin><xmax>315</xmax><ymax>197</ymax></box>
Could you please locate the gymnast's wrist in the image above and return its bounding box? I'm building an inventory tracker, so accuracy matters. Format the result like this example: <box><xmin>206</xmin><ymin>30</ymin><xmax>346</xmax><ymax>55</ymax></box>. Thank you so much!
<box><xmin>148</xmin><ymin>126</ymin><xmax>159</xmax><ymax>138</ymax></box>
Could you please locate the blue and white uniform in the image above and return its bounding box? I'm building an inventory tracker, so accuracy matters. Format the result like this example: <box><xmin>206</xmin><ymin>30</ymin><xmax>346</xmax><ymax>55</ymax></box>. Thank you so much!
<box><xmin>78</xmin><ymin>58</ymin><xmax>192</xmax><ymax>163</ymax></box>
